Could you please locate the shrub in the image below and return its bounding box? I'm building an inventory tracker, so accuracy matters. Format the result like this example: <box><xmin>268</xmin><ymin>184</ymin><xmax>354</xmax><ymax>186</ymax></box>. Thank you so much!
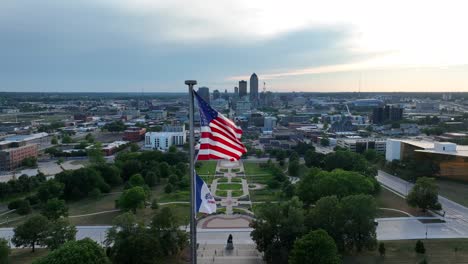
<box><xmin>415</xmin><ymin>240</ymin><xmax>426</xmax><ymax>254</ymax></box>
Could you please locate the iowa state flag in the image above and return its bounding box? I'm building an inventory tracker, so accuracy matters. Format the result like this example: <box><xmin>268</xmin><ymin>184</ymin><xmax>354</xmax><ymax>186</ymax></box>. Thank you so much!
<box><xmin>195</xmin><ymin>173</ymin><xmax>216</xmax><ymax>214</ymax></box>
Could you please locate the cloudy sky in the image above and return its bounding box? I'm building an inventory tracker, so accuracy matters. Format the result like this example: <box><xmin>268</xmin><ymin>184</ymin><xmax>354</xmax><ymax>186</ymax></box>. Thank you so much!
<box><xmin>1</xmin><ymin>0</ymin><xmax>468</xmax><ymax>93</ymax></box>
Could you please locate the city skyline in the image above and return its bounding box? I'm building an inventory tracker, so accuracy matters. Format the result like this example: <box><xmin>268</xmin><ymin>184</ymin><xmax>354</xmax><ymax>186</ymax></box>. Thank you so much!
<box><xmin>1</xmin><ymin>0</ymin><xmax>468</xmax><ymax>93</ymax></box>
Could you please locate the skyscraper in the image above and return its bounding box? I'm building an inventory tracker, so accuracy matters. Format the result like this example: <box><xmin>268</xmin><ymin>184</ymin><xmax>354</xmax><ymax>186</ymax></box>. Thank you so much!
<box><xmin>234</xmin><ymin>87</ymin><xmax>239</xmax><ymax>96</ymax></box>
<box><xmin>239</xmin><ymin>81</ymin><xmax>247</xmax><ymax>98</ymax></box>
<box><xmin>250</xmin><ymin>73</ymin><xmax>258</xmax><ymax>102</ymax></box>
<box><xmin>213</xmin><ymin>89</ymin><xmax>220</xmax><ymax>100</ymax></box>
<box><xmin>198</xmin><ymin>87</ymin><xmax>210</xmax><ymax>104</ymax></box>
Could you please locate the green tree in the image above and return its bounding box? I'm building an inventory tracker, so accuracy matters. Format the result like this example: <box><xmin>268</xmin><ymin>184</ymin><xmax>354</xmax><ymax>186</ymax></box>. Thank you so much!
<box><xmin>407</xmin><ymin>177</ymin><xmax>441</xmax><ymax>212</ymax></box>
<box><xmin>379</xmin><ymin>242</ymin><xmax>386</xmax><ymax>256</ymax></box>
<box><xmin>159</xmin><ymin>162</ymin><xmax>170</xmax><ymax>177</ymax></box>
<box><xmin>340</xmin><ymin>194</ymin><xmax>377</xmax><ymax>251</ymax></box>
<box><xmin>129</xmin><ymin>143</ymin><xmax>140</xmax><ymax>152</ymax></box>
<box><xmin>128</xmin><ymin>174</ymin><xmax>146</xmax><ymax>188</ymax></box>
<box><xmin>297</xmin><ymin>169</ymin><xmax>375</xmax><ymax>206</ymax></box>
<box><xmin>51</xmin><ymin>136</ymin><xmax>58</xmax><ymax>145</ymax></box>
<box><xmin>323</xmin><ymin>150</ymin><xmax>374</xmax><ymax>176</ymax></box>
<box><xmin>55</xmin><ymin>167</ymin><xmax>109</xmax><ymax>200</ymax></box>
<box><xmin>320</xmin><ymin>137</ymin><xmax>330</xmax><ymax>147</ymax></box>
<box><xmin>151</xmin><ymin>207</ymin><xmax>188</xmax><ymax>256</ymax></box>
<box><xmin>289</xmin><ymin>229</ymin><xmax>340</xmax><ymax>264</ymax></box>
<box><xmin>305</xmin><ymin>196</ymin><xmax>344</xmax><ymax>250</ymax></box>
<box><xmin>105</xmin><ymin>213</ymin><xmax>161</xmax><ymax>264</ymax></box>
<box><xmin>12</xmin><ymin>215</ymin><xmax>49</xmax><ymax>252</ymax></box>
<box><xmin>85</xmin><ymin>133</ymin><xmax>95</xmax><ymax>143</ymax></box>
<box><xmin>87</xmin><ymin>143</ymin><xmax>105</xmax><ymax>164</ymax></box>
<box><xmin>304</xmin><ymin>150</ymin><xmax>324</xmax><ymax>168</ymax></box>
<box><xmin>118</xmin><ymin>186</ymin><xmax>147</xmax><ymax>213</ymax></box>
<box><xmin>21</xmin><ymin>157</ymin><xmax>37</xmax><ymax>168</ymax></box>
<box><xmin>0</xmin><ymin>238</ymin><xmax>9</xmax><ymax>264</ymax></box>
<box><xmin>288</xmin><ymin>160</ymin><xmax>300</xmax><ymax>176</ymax></box>
<box><xmin>168</xmin><ymin>145</ymin><xmax>177</xmax><ymax>153</ymax></box>
<box><xmin>103</xmin><ymin>121</ymin><xmax>127</xmax><ymax>132</ymax></box>
<box><xmin>92</xmin><ymin>164</ymin><xmax>122</xmax><ymax>186</ymax></box>
<box><xmin>415</xmin><ymin>240</ymin><xmax>426</xmax><ymax>254</ymax></box>
<box><xmin>151</xmin><ymin>198</ymin><xmax>159</xmax><ymax>210</ymax></box>
<box><xmin>164</xmin><ymin>184</ymin><xmax>173</xmax><ymax>193</ymax></box>
<box><xmin>16</xmin><ymin>200</ymin><xmax>32</xmax><ymax>215</ymax></box>
<box><xmin>33</xmin><ymin>238</ymin><xmax>110</xmax><ymax>264</ymax></box>
<box><xmin>42</xmin><ymin>198</ymin><xmax>68</xmax><ymax>220</ymax></box>
<box><xmin>144</xmin><ymin>171</ymin><xmax>158</xmax><ymax>187</ymax></box>
<box><xmin>250</xmin><ymin>197</ymin><xmax>305</xmax><ymax>264</ymax></box>
<box><xmin>43</xmin><ymin>219</ymin><xmax>77</xmax><ymax>250</ymax></box>
<box><xmin>37</xmin><ymin>179</ymin><xmax>65</xmax><ymax>202</ymax></box>
<box><xmin>61</xmin><ymin>135</ymin><xmax>73</xmax><ymax>144</ymax></box>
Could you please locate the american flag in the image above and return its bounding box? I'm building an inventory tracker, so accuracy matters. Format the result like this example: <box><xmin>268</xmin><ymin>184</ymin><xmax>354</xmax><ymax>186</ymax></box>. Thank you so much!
<box><xmin>194</xmin><ymin>91</ymin><xmax>247</xmax><ymax>161</ymax></box>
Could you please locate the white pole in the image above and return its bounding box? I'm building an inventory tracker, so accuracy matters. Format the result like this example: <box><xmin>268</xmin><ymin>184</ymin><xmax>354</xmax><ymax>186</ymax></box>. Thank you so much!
<box><xmin>185</xmin><ymin>80</ymin><xmax>197</xmax><ymax>264</ymax></box>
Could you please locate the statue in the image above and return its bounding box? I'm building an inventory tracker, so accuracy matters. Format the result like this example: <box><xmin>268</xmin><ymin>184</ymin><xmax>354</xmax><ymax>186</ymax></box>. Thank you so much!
<box><xmin>226</xmin><ymin>234</ymin><xmax>234</xmax><ymax>250</ymax></box>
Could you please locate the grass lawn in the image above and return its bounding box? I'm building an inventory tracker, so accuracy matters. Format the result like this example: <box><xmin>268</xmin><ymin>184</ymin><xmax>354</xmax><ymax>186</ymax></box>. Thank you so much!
<box><xmin>196</xmin><ymin>161</ymin><xmax>218</xmax><ymax>175</ymax></box>
<box><xmin>9</xmin><ymin>248</ymin><xmax>49</xmax><ymax>264</ymax></box>
<box><xmin>344</xmin><ymin>239</ymin><xmax>468</xmax><ymax>264</ymax></box>
<box><xmin>217</xmin><ymin>178</ymin><xmax>228</xmax><ymax>183</ymax></box>
<box><xmin>437</xmin><ymin>179</ymin><xmax>468</xmax><ymax>207</ymax></box>
<box><xmin>376</xmin><ymin>187</ymin><xmax>430</xmax><ymax>217</ymax></box>
<box><xmin>68</xmin><ymin>192</ymin><xmax>121</xmax><ymax>216</ymax></box>
<box><xmin>159</xmin><ymin>190</ymin><xmax>190</xmax><ymax>203</ymax></box>
<box><xmin>250</xmin><ymin>189</ymin><xmax>280</xmax><ymax>202</ymax></box>
<box><xmin>69</xmin><ymin>210</ymin><xmax>122</xmax><ymax>226</ymax></box>
<box><xmin>243</xmin><ymin>163</ymin><xmax>272</xmax><ymax>175</ymax></box>
<box><xmin>217</xmin><ymin>183</ymin><xmax>242</xmax><ymax>191</ymax></box>
<box><xmin>216</xmin><ymin>190</ymin><xmax>228</xmax><ymax>197</ymax></box>
<box><xmin>231</xmin><ymin>177</ymin><xmax>242</xmax><ymax>183</ymax></box>
<box><xmin>231</xmin><ymin>190</ymin><xmax>244</xmax><ymax>197</ymax></box>
<box><xmin>248</xmin><ymin>175</ymin><xmax>273</xmax><ymax>184</ymax></box>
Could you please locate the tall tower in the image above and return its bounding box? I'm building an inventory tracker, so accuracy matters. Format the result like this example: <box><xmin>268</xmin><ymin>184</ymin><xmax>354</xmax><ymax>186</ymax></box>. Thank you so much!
<box><xmin>197</xmin><ymin>87</ymin><xmax>210</xmax><ymax>104</ymax></box>
<box><xmin>234</xmin><ymin>87</ymin><xmax>239</xmax><ymax>96</ymax></box>
<box><xmin>239</xmin><ymin>81</ymin><xmax>247</xmax><ymax>98</ymax></box>
<box><xmin>212</xmin><ymin>89</ymin><xmax>220</xmax><ymax>100</ymax></box>
<box><xmin>250</xmin><ymin>73</ymin><xmax>258</xmax><ymax>103</ymax></box>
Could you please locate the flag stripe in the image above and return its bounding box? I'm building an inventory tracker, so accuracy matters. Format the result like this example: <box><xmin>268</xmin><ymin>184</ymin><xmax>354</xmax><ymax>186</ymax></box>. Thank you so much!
<box><xmin>215</xmin><ymin>115</ymin><xmax>243</xmax><ymax>135</ymax></box>
<box><xmin>200</xmin><ymin>133</ymin><xmax>246</xmax><ymax>153</ymax></box>
<box><xmin>199</xmin><ymin>140</ymin><xmax>243</xmax><ymax>158</ymax></box>
<box><xmin>211</xmin><ymin>119</ymin><xmax>242</xmax><ymax>139</ymax></box>
<box><xmin>205</xmin><ymin>124</ymin><xmax>240</xmax><ymax>145</ymax></box>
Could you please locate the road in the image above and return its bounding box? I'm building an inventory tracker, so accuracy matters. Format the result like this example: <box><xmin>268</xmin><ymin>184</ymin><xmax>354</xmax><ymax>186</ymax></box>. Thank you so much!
<box><xmin>377</xmin><ymin>170</ymin><xmax>468</xmax><ymax>240</ymax></box>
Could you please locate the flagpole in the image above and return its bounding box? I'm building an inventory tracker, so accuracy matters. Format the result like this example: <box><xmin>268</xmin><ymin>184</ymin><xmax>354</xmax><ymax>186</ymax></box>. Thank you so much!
<box><xmin>185</xmin><ymin>80</ymin><xmax>197</xmax><ymax>264</ymax></box>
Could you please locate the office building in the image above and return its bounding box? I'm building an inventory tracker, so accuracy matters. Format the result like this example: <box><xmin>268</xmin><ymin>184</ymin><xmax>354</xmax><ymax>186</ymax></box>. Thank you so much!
<box><xmin>263</xmin><ymin>116</ymin><xmax>277</xmax><ymax>132</ymax></box>
<box><xmin>144</xmin><ymin>129</ymin><xmax>186</xmax><ymax>151</ymax></box>
<box><xmin>250</xmin><ymin>73</ymin><xmax>258</xmax><ymax>102</ymax></box>
<box><xmin>234</xmin><ymin>87</ymin><xmax>239</xmax><ymax>96</ymax></box>
<box><xmin>0</xmin><ymin>143</ymin><xmax>38</xmax><ymax>171</ymax></box>
<box><xmin>372</xmin><ymin>105</ymin><xmax>403</xmax><ymax>124</ymax></box>
<box><xmin>337</xmin><ymin>138</ymin><xmax>386</xmax><ymax>154</ymax></box>
<box><xmin>213</xmin><ymin>89</ymin><xmax>220</xmax><ymax>100</ymax></box>
<box><xmin>239</xmin><ymin>81</ymin><xmax>247</xmax><ymax>98</ymax></box>
<box><xmin>198</xmin><ymin>87</ymin><xmax>210</xmax><ymax>104</ymax></box>
<box><xmin>236</xmin><ymin>100</ymin><xmax>251</xmax><ymax>116</ymax></box>
<box><xmin>123</xmin><ymin>127</ymin><xmax>146</xmax><ymax>142</ymax></box>
<box><xmin>386</xmin><ymin>139</ymin><xmax>468</xmax><ymax>181</ymax></box>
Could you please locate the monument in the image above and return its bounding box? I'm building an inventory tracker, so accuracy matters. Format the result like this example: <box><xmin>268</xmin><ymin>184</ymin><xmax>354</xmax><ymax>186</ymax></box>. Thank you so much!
<box><xmin>226</xmin><ymin>234</ymin><xmax>234</xmax><ymax>250</ymax></box>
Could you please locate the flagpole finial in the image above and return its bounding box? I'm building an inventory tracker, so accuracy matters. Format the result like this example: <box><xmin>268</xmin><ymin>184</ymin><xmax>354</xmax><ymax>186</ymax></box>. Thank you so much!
<box><xmin>185</xmin><ymin>80</ymin><xmax>197</xmax><ymax>85</ymax></box>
